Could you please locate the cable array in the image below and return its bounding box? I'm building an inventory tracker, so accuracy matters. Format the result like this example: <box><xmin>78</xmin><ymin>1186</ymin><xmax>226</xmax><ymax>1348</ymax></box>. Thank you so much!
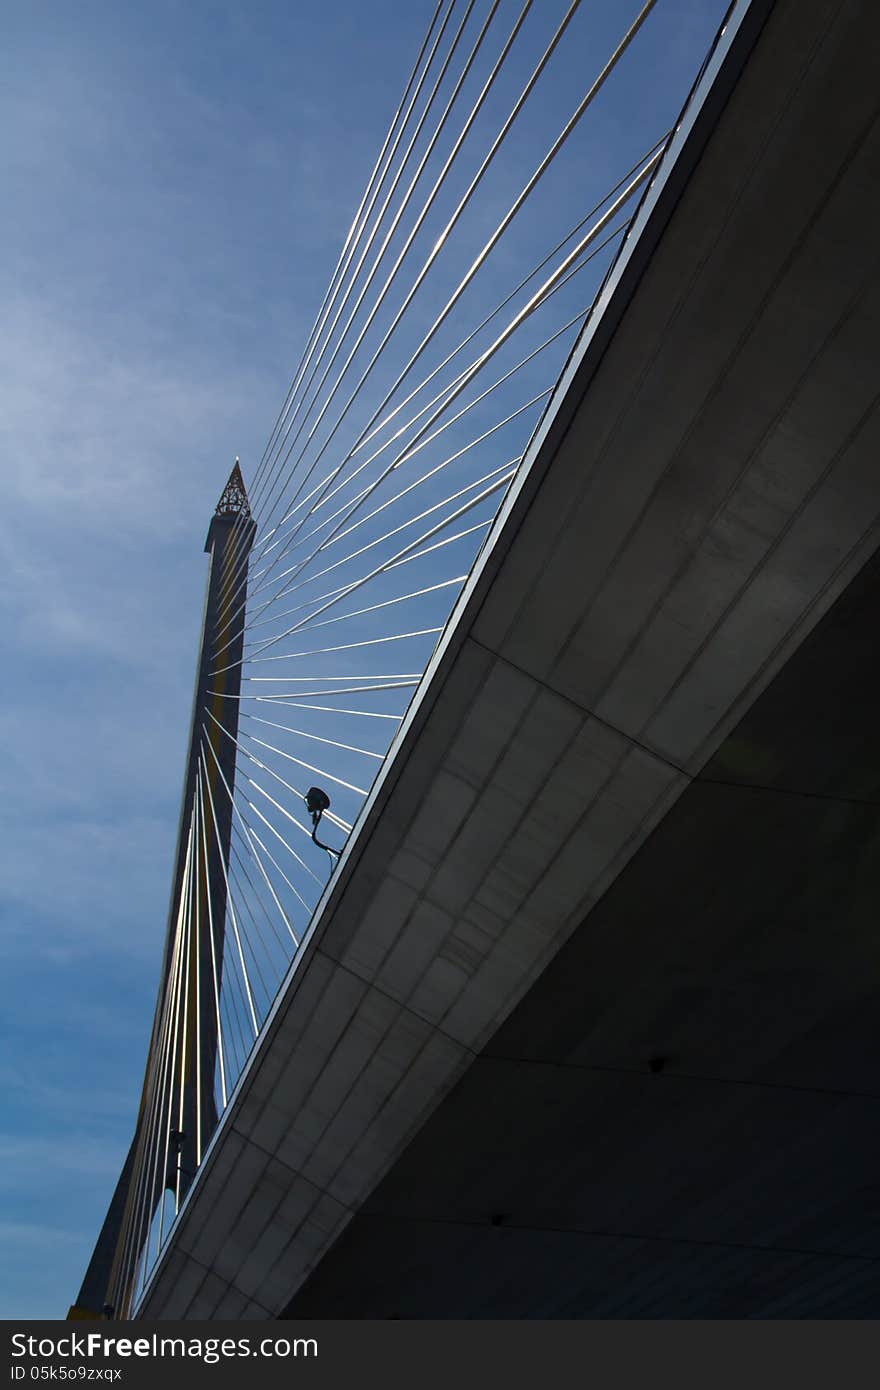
<box><xmin>107</xmin><ymin>0</ymin><xmax>742</xmax><ymax>1313</ymax></box>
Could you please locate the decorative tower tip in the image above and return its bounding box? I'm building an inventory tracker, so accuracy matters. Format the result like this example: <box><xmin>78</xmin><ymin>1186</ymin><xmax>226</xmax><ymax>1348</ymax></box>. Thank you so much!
<box><xmin>215</xmin><ymin>458</ymin><xmax>250</xmax><ymax>517</ymax></box>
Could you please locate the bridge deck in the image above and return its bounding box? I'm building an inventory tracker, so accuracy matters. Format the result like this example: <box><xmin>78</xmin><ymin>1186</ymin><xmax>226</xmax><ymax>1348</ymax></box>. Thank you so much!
<box><xmin>138</xmin><ymin>0</ymin><xmax>880</xmax><ymax>1318</ymax></box>
<box><xmin>286</xmin><ymin>541</ymin><xmax>880</xmax><ymax>1317</ymax></box>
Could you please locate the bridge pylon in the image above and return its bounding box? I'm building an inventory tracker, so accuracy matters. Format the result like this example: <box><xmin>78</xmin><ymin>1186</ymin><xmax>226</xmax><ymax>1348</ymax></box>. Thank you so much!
<box><xmin>68</xmin><ymin>461</ymin><xmax>256</xmax><ymax>1320</ymax></box>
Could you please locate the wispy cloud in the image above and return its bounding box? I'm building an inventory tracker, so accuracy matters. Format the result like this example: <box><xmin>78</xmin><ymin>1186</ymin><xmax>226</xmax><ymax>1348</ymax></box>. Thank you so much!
<box><xmin>0</xmin><ymin>293</ymin><xmax>263</xmax><ymax>534</ymax></box>
<box><xmin>0</xmin><ymin>1136</ymin><xmax>123</xmax><ymax>1185</ymax></box>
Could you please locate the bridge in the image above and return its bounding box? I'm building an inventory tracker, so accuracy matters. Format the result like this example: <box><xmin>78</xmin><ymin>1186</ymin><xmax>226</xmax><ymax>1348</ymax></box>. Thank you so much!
<box><xmin>72</xmin><ymin>0</ymin><xmax>880</xmax><ymax>1319</ymax></box>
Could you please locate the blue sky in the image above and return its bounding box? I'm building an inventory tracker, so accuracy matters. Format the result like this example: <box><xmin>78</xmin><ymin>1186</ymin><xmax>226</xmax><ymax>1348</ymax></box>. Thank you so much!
<box><xmin>1</xmin><ymin>0</ymin><xmax>730</xmax><ymax>1318</ymax></box>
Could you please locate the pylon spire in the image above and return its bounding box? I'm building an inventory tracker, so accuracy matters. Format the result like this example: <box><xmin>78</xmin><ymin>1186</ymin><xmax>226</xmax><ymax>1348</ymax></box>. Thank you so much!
<box><xmin>215</xmin><ymin>457</ymin><xmax>250</xmax><ymax>517</ymax></box>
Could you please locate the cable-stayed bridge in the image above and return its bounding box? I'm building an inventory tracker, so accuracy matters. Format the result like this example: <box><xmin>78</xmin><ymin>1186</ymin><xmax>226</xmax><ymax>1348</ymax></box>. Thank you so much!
<box><xmin>72</xmin><ymin>0</ymin><xmax>880</xmax><ymax>1319</ymax></box>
